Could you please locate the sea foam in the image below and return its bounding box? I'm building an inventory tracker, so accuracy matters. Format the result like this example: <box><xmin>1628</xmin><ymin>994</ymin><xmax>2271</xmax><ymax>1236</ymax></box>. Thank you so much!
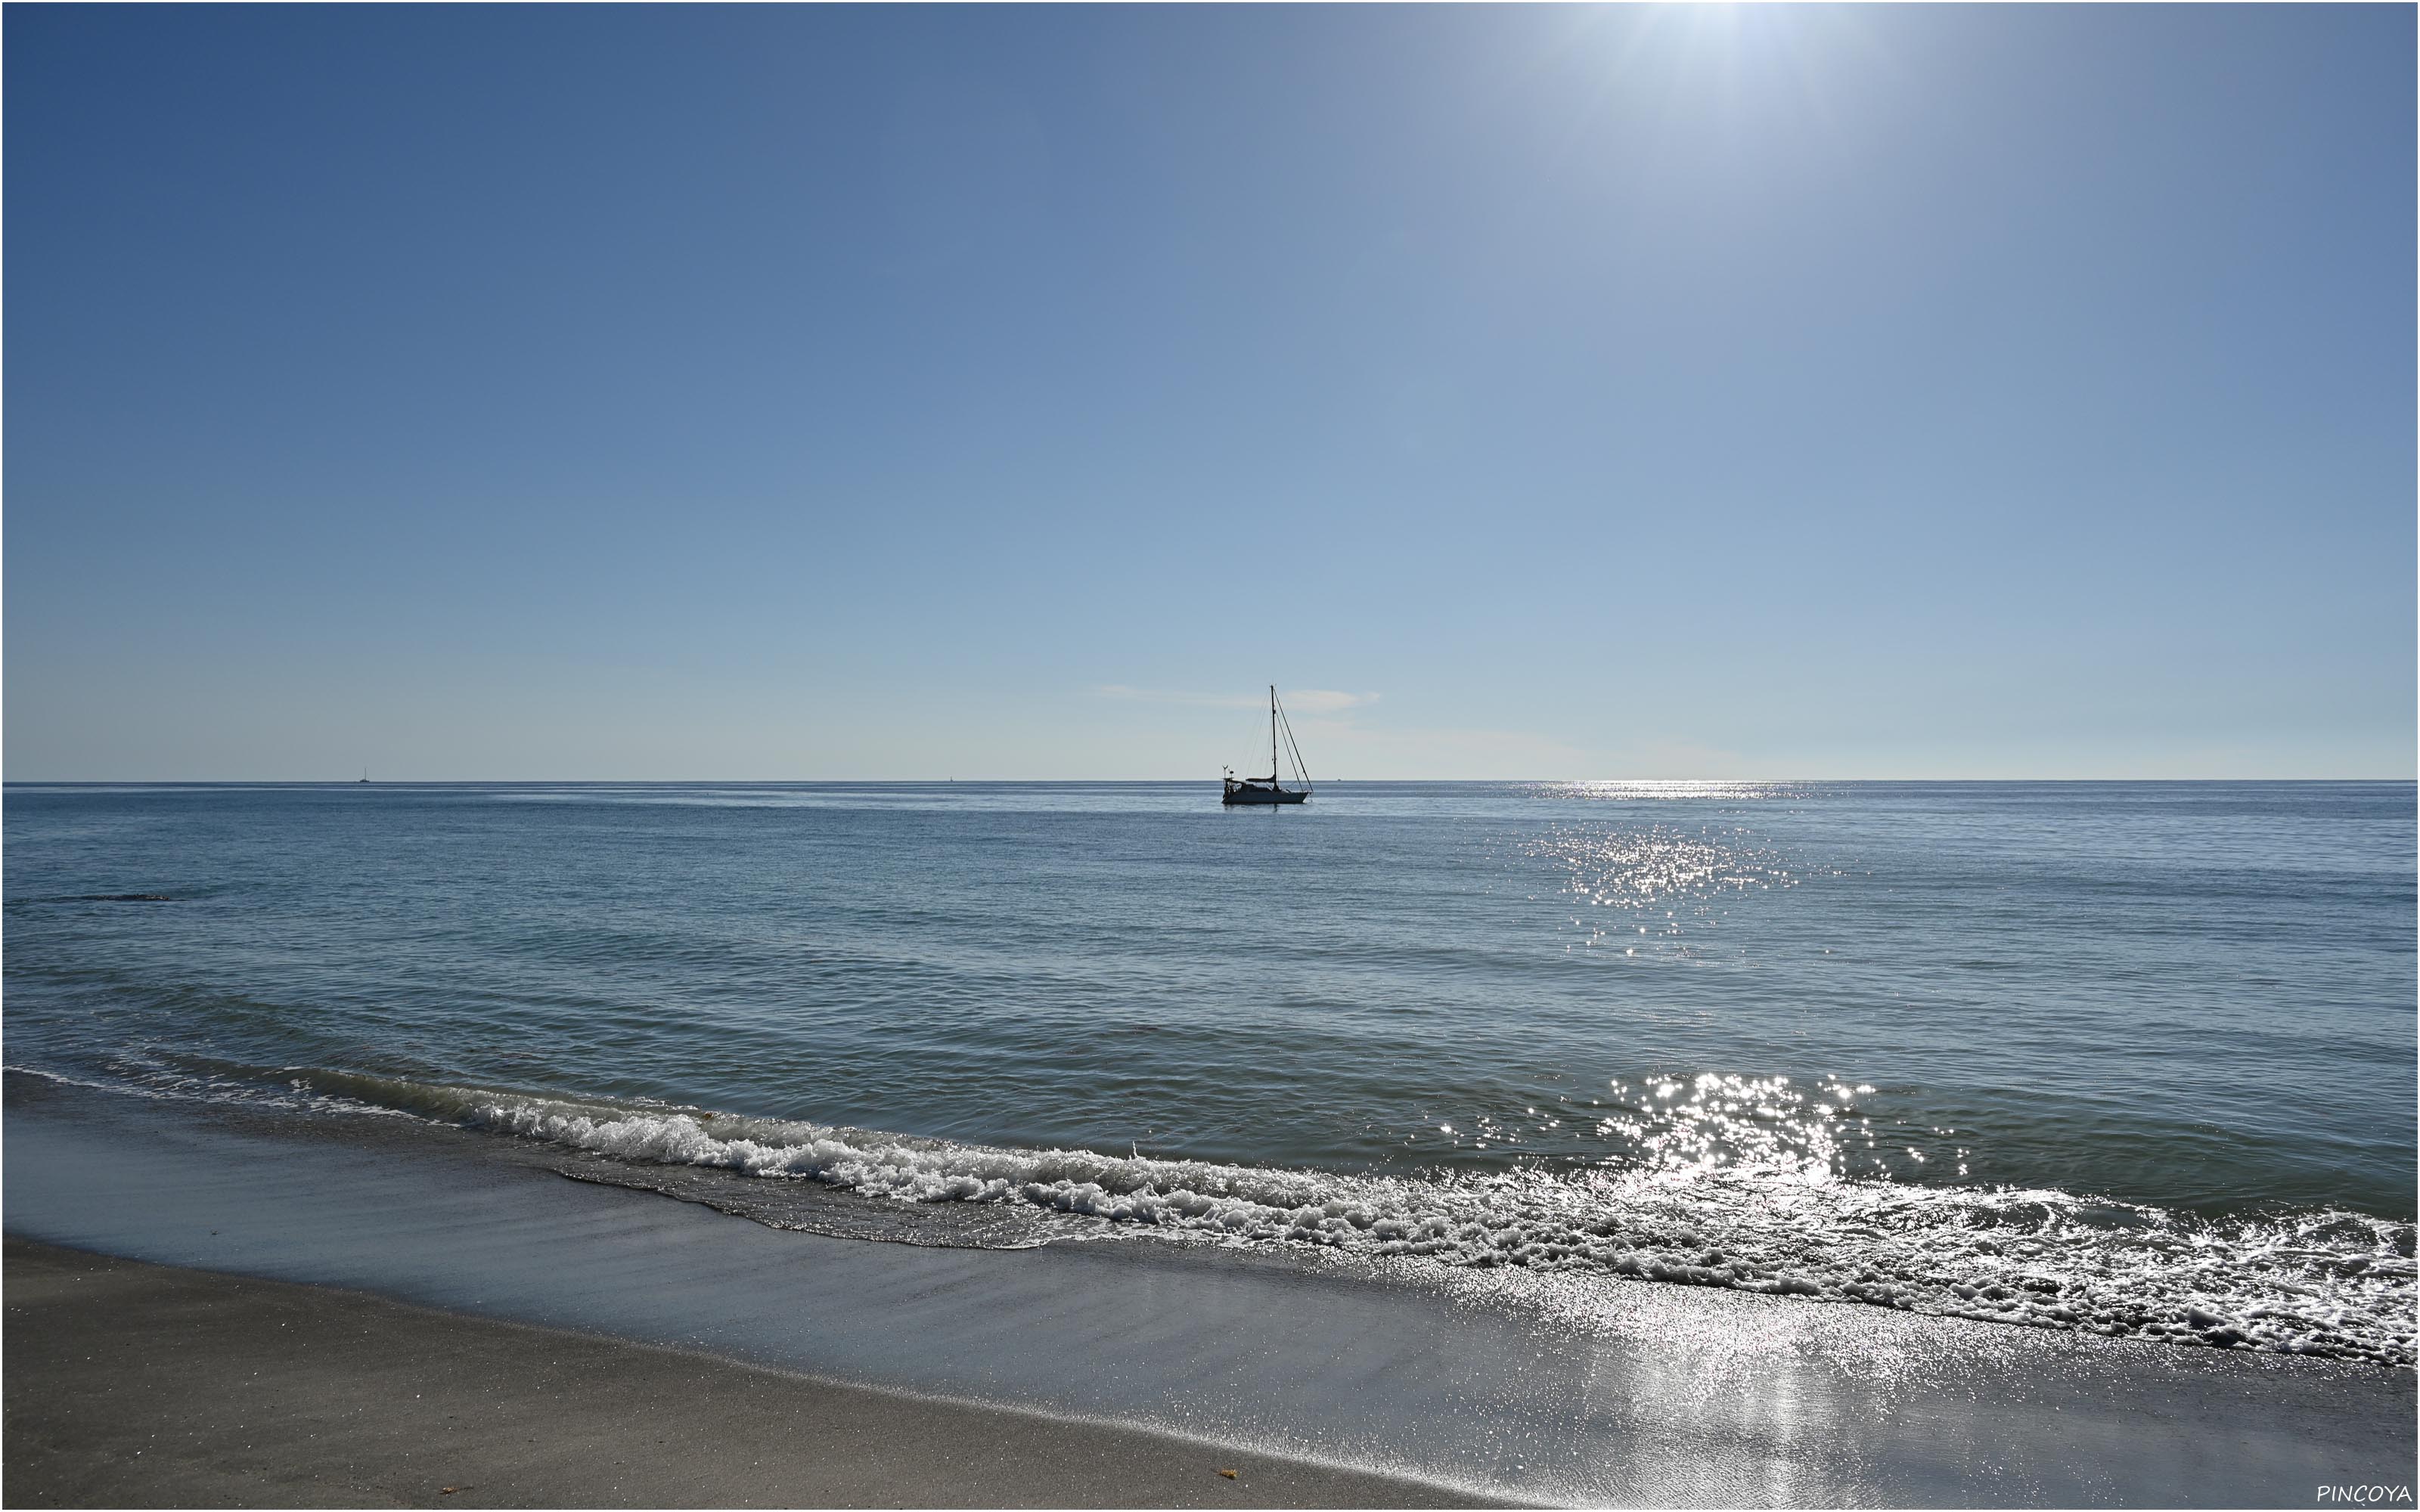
<box><xmin>294</xmin><ymin>1068</ymin><xmax>2418</xmax><ymax>1369</ymax></box>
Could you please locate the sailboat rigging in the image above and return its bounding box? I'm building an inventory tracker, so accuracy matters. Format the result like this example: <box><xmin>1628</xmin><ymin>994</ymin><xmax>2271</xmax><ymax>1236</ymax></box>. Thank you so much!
<box><xmin>1222</xmin><ymin>686</ymin><xmax>1311</xmax><ymax>806</ymax></box>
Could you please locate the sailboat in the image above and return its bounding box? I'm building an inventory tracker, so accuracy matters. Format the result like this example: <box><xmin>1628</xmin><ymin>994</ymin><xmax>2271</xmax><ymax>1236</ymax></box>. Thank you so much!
<box><xmin>1222</xmin><ymin>686</ymin><xmax>1312</xmax><ymax>806</ymax></box>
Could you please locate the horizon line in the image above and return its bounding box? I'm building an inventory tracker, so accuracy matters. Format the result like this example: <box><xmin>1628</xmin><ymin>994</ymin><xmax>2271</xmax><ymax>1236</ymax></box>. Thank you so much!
<box><xmin>5</xmin><ymin>776</ymin><xmax>2414</xmax><ymax>787</ymax></box>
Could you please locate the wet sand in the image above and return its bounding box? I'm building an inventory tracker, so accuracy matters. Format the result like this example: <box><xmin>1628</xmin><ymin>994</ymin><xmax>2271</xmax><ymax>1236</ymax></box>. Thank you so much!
<box><xmin>8</xmin><ymin>1078</ymin><xmax>2415</xmax><ymax>1508</ymax></box>
<box><xmin>3</xmin><ymin>1240</ymin><xmax>1490</xmax><ymax>1509</ymax></box>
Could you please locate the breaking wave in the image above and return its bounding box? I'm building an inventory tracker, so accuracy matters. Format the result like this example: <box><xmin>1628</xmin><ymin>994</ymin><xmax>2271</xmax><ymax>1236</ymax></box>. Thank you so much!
<box><xmin>290</xmin><ymin>1067</ymin><xmax>2417</xmax><ymax>1370</ymax></box>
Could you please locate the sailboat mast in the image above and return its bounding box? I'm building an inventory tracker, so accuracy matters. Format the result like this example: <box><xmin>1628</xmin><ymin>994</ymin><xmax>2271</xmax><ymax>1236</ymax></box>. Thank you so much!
<box><xmin>1270</xmin><ymin>686</ymin><xmax>1278</xmax><ymax>782</ymax></box>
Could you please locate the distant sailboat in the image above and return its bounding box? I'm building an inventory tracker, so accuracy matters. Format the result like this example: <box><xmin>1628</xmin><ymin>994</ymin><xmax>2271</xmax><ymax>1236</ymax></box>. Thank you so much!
<box><xmin>358</xmin><ymin>770</ymin><xmax>370</xmax><ymax>784</ymax></box>
<box><xmin>1222</xmin><ymin>686</ymin><xmax>1311</xmax><ymax>806</ymax></box>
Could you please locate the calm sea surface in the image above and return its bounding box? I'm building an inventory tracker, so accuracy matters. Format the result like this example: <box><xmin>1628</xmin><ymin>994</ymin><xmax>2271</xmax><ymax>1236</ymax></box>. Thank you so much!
<box><xmin>6</xmin><ymin>781</ymin><xmax>2413</xmax><ymax>1364</ymax></box>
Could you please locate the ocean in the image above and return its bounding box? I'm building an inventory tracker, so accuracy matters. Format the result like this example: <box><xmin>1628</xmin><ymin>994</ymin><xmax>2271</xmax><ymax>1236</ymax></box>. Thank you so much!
<box><xmin>5</xmin><ymin>779</ymin><xmax>2413</xmax><ymax>1374</ymax></box>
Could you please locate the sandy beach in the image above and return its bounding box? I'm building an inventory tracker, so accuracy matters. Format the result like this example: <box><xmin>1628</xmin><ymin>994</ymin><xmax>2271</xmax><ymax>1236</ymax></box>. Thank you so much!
<box><xmin>8</xmin><ymin>1077</ymin><xmax>2415</xmax><ymax>1508</ymax></box>
<box><xmin>4</xmin><ymin>1239</ymin><xmax>1487</xmax><ymax>1509</ymax></box>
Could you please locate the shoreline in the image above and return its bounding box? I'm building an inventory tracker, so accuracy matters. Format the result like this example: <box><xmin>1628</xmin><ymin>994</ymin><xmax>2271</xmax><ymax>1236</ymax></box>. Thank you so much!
<box><xmin>3</xmin><ymin>1238</ymin><xmax>1488</xmax><ymax>1509</ymax></box>
<box><xmin>6</xmin><ymin>1075</ymin><xmax>2415</xmax><ymax>1507</ymax></box>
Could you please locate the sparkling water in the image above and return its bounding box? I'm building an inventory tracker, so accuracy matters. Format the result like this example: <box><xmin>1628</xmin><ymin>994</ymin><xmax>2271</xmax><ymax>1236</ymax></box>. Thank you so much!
<box><xmin>6</xmin><ymin>780</ymin><xmax>2412</xmax><ymax>1364</ymax></box>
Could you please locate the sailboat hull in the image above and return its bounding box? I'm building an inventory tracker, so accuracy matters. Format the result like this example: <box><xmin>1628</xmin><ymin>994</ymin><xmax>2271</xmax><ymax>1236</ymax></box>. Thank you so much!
<box><xmin>1223</xmin><ymin>782</ymin><xmax>1308</xmax><ymax>806</ymax></box>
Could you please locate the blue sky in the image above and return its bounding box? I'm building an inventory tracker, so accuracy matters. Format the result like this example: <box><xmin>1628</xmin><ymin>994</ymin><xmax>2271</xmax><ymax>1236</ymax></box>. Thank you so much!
<box><xmin>7</xmin><ymin>5</ymin><xmax>2412</xmax><ymax>779</ymax></box>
